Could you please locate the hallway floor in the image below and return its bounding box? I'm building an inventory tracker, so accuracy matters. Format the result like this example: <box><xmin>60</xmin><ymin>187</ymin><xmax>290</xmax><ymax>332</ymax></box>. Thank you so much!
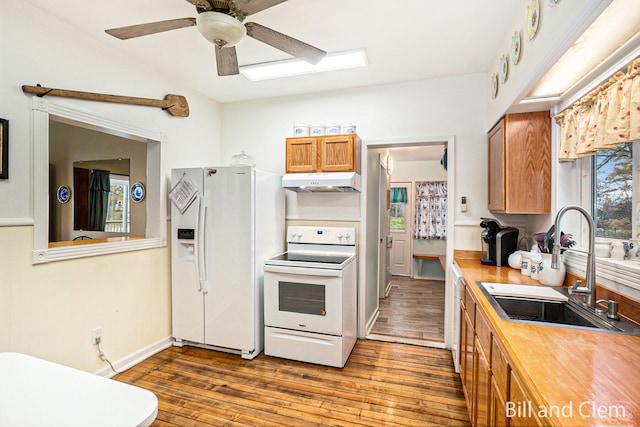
<box><xmin>370</xmin><ymin>276</ymin><xmax>445</xmax><ymax>342</ymax></box>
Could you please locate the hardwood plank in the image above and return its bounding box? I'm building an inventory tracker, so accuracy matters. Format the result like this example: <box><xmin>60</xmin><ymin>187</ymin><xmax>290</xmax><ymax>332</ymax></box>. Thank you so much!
<box><xmin>114</xmin><ymin>340</ymin><xmax>470</xmax><ymax>427</ymax></box>
<box><xmin>371</xmin><ymin>277</ymin><xmax>445</xmax><ymax>341</ymax></box>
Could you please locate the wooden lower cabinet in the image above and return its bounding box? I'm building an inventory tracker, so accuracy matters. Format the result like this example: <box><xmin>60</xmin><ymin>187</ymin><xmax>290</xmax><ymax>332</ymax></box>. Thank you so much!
<box><xmin>474</xmin><ymin>336</ymin><xmax>492</xmax><ymax>427</ymax></box>
<box><xmin>490</xmin><ymin>377</ymin><xmax>509</xmax><ymax>427</ymax></box>
<box><xmin>509</xmin><ymin>373</ymin><xmax>543</xmax><ymax>427</ymax></box>
<box><xmin>460</xmin><ymin>280</ymin><xmax>542</xmax><ymax>427</ymax></box>
<box><xmin>462</xmin><ymin>309</ymin><xmax>475</xmax><ymax>416</ymax></box>
<box><xmin>460</xmin><ymin>287</ymin><xmax>476</xmax><ymax>417</ymax></box>
<box><xmin>491</xmin><ymin>338</ymin><xmax>510</xmax><ymax>427</ymax></box>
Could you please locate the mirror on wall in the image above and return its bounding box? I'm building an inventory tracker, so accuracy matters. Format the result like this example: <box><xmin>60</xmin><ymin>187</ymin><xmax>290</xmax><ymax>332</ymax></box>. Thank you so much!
<box><xmin>49</xmin><ymin>121</ymin><xmax>147</xmax><ymax>243</ymax></box>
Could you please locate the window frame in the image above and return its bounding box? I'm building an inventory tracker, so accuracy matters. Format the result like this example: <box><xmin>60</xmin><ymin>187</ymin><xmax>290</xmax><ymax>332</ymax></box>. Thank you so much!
<box><xmin>572</xmin><ymin>143</ymin><xmax>640</xmax><ymax>294</ymax></box>
<box><xmin>31</xmin><ymin>97</ymin><xmax>167</xmax><ymax>264</ymax></box>
<box><xmin>591</xmin><ymin>142</ymin><xmax>638</xmax><ymax>241</ymax></box>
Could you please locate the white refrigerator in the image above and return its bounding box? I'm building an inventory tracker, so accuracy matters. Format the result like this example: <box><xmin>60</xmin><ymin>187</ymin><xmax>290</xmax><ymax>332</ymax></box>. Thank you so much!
<box><xmin>169</xmin><ymin>166</ymin><xmax>284</xmax><ymax>359</ymax></box>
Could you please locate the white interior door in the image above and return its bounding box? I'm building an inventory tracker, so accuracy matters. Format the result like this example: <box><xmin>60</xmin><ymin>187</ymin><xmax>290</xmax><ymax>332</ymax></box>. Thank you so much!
<box><xmin>390</xmin><ymin>182</ymin><xmax>412</xmax><ymax>276</ymax></box>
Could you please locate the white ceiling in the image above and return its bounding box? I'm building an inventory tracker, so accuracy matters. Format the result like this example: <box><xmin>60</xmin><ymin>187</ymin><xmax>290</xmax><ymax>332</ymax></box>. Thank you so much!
<box><xmin>22</xmin><ymin>0</ymin><xmax>520</xmax><ymax>104</ymax></box>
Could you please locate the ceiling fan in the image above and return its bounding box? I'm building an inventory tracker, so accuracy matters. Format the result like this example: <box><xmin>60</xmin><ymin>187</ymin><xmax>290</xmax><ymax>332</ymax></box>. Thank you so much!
<box><xmin>105</xmin><ymin>0</ymin><xmax>327</xmax><ymax>76</ymax></box>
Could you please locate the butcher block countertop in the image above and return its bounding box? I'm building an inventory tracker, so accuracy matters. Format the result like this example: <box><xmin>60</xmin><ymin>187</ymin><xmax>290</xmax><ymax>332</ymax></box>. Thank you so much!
<box><xmin>455</xmin><ymin>257</ymin><xmax>640</xmax><ymax>427</ymax></box>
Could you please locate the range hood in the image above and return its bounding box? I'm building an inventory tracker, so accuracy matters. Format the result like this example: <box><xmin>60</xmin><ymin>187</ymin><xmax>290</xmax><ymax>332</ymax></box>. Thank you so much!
<box><xmin>282</xmin><ymin>172</ymin><xmax>361</xmax><ymax>193</ymax></box>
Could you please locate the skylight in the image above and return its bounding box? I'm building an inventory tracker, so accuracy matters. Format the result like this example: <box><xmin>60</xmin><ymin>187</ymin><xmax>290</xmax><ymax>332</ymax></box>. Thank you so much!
<box><xmin>240</xmin><ymin>49</ymin><xmax>368</xmax><ymax>81</ymax></box>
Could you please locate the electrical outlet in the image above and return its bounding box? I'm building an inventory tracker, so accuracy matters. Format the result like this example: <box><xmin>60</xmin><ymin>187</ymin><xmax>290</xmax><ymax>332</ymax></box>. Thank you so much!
<box><xmin>91</xmin><ymin>327</ymin><xmax>102</xmax><ymax>345</ymax></box>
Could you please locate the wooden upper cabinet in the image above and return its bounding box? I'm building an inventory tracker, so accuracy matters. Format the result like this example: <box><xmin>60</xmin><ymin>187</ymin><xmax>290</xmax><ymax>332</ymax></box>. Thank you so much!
<box><xmin>318</xmin><ymin>135</ymin><xmax>360</xmax><ymax>173</ymax></box>
<box><xmin>285</xmin><ymin>137</ymin><xmax>317</xmax><ymax>173</ymax></box>
<box><xmin>488</xmin><ymin>120</ymin><xmax>505</xmax><ymax>212</ymax></box>
<box><xmin>285</xmin><ymin>134</ymin><xmax>361</xmax><ymax>174</ymax></box>
<box><xmin>488</xmin><ymin>112</ymin><xmax>551</xmax><ymax>214</ymax></box>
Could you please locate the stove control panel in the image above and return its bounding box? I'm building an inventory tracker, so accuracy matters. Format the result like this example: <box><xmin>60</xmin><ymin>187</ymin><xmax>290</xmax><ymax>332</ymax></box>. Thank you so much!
<box><xmin>287</xmin><ymin>226</ymin><xmax>355</xmax><ymax>246</ymax></box>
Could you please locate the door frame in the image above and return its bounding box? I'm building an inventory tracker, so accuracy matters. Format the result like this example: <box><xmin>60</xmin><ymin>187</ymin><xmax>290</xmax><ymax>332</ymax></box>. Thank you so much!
<box><xmin>358</xmin><ymin>136</ymin><xmax>456</xmax><ymax>350</ymax></box>
<box><xmin>378</xmin><ymin>157</ymin><xmax>391</xmax><ymax>298</ymax></box>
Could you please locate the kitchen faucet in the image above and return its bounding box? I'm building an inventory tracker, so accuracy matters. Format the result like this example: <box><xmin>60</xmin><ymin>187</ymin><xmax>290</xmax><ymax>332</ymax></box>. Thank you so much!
<box><xmin>551</xmin><ymin>205</ymin><xmax>596</xmax><ymax>307</ymax></box>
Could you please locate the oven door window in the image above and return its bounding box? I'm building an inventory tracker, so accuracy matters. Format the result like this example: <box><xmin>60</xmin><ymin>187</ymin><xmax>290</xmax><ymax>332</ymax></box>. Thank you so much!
<box><xmin>279</xmin><ymin>281</ymin><xmax>326</xmax><ymax>316</ymax></box>
<box><xmin>263</xmin><ymin>269</ymin><xmax>343</xmax><ymax>335</ymax></box>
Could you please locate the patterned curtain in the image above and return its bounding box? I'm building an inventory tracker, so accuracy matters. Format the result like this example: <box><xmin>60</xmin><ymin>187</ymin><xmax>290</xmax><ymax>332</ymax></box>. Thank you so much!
<box><xmin>414</xmin><ymin>181</ymin><xmax>447</xmax><ymax>240</ymax></box>
<box><xmin>554</xmin><ymin>56</ymin><xmax>640</xmax><ymax>161</ymax></box>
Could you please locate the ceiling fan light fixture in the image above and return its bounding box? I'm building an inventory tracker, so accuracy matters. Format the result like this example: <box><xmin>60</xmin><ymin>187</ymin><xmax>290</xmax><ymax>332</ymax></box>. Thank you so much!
<box><xmin>196</xmin><ymin>11</ymin><xmax>246</xmax><ymax>47</ymax></box>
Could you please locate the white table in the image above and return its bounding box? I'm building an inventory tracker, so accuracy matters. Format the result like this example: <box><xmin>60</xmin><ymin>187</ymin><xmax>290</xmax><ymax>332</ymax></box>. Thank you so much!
<box><xmin>0</xmin><ymin>352</ymin><xmax>158</xmax><ymax>427</ymax></box>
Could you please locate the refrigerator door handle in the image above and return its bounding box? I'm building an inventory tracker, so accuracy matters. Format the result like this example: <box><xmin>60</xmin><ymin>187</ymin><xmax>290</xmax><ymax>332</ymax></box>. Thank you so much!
<box><xmin>194</xmin><ymin>195</ymin><xmax>206</xmax><ymax>293</ymax></box>
<box><xmin>199</xmin><ymin>197</ymin><xmax>209</xmax><ymax>294</ymax></box>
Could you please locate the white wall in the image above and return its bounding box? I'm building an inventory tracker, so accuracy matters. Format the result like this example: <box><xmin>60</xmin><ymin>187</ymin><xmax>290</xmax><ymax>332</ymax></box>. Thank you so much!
<box><xmin>0</xmin><ymin>0</ymin><xmax>222</xmax><ymax>372</ymax></box>
<box><xmin>222</xmin><ymin>74</ymin><xmax>491</xmax><ymax>230</ymax></box>
<box><xmin>391</xmin><ymin>160</ymin><xmax>447</xmax><ymax>182</ymax></box>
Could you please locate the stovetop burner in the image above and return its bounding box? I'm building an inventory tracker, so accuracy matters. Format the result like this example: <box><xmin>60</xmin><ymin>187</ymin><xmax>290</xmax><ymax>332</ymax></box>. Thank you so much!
<box><xmin>264</xmin><ymin>226</ymin><xmax>356</xmax><ymax>270</ymax></box>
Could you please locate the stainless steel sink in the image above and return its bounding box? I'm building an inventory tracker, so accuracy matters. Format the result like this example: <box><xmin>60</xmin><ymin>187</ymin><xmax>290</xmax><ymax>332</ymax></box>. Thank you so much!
<box><xmin>478</xmin><ymin>282</ymin><xmax>640</xmax><ymax>335</ymax></box>
<box><xmin>493</xmin><ymin>296</ymin><xmax>615</xmax><ymax>330</ymax></box>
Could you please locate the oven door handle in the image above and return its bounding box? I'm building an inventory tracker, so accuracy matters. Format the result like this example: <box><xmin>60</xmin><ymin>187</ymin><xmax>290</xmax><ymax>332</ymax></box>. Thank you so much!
<box><xmin>264</xmin><ymin>265</ymin><xmax>344</xmax><ymax>277</ymax></box>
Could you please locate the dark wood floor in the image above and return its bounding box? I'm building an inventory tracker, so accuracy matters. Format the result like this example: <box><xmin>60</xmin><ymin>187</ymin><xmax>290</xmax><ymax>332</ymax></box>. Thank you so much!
<box><xmin>114</xmin><ymin>340</ymin><xmax>469</xmax><ymax>427</ymax></box>
<box><xmin>371</xmin><ymin>276</ymin><xmax>445</xmax><ymax>342</ymax></box>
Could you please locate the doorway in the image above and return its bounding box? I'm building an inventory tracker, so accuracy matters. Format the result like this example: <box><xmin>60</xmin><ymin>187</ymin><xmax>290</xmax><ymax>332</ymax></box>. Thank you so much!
<box><xmin>360</xmin><ymin>138</ymin><xmax>455</xmax><ymax>349</ymax></box>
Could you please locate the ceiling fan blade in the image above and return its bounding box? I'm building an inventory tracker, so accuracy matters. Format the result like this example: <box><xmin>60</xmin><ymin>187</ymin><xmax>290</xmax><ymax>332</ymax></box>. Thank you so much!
<box><xmin>215</xmin><ymin>46</ymin><xmax>240</xmax><ymax>76</ymax></box>
<box><xmin>232</xmin><ymin>0</ymin><xmax>287</xmax><ymax>16</ymax></box>
<box><xmin>105</xmin><ymin>18</ymin><xmax>196</xmax><ymax>40</ymax></box>
<box><xmin>245</xmin><ymin>22</ymin><xmax>326</xmax><ymax>64</ymax></box>
<box><xmin>183</xmin><ymin>0</ymin><xmax>213</xmax><ymax>11</ymax></box>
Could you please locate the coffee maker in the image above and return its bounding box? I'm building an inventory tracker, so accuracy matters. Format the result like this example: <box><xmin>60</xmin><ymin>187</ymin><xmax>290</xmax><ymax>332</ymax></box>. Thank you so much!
<box><xmin>480</xmin><ymin>218</ymin><xmax>519</xmax><ymax>266</ymax></box>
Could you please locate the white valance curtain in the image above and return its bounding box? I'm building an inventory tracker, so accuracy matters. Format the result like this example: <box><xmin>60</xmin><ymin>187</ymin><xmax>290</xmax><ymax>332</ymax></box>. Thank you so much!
<box><xmin>414</xmin><ymin>181</ymin><xmax>447</xmax><ymax>240</ymax></box>
<box><xmin>554</xmin><ymin>57</ymin><xmax>640</xmax><ymax>161</ymax></box>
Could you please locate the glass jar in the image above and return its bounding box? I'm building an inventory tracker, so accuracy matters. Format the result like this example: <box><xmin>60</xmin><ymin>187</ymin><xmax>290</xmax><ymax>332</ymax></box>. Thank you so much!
<box><xmin>230</xmin><ymin>151</ymin><xmax>255</xmax><ymax>167</ymax></box>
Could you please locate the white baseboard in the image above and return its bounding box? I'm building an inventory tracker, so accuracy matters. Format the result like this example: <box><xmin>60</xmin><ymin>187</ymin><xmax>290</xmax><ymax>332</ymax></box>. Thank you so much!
<box><xmin>94</xmin><ymin>336</ymin><xmax>174</xmax><ymax>378</ymax></box>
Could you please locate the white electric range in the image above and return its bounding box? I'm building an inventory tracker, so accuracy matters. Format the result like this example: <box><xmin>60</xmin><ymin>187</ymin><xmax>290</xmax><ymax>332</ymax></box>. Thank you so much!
<box><xmin>263</xmin><ymin>226</ymin><xmax>357</xmax><ymax>368</ymax></box>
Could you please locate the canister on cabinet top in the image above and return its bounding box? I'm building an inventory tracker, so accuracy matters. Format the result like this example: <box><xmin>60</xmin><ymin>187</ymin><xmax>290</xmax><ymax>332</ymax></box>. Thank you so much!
<box><xmin>293</xmin><ymin>124</ymin><xmax>310</xmax><ymax>137</ymax></box>
<box><xmin>341</xmin><ymin>124</ymin><xmax>356</xmax><ymax>134</ymax></box>
<box><xmin>326</xmin><ymin>124</ymin><xmax>341</xmax><ymax>135</ymax></box>
<box><xmin>310</xmin><ymin>125</ymin><xmax>325</xmax><ymax>136</ymax></box>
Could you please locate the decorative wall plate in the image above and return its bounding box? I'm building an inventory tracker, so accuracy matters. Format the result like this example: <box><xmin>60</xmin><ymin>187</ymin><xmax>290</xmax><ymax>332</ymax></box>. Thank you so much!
<box><xmin>491</xmin><ymin>73</ymin><xmax>499</xmax><ymax>99</ymax></box>
<box><xmin>526</xmin><ymin>0</ymin><xmax>540</xmax><ymax>40</ymax></box>
<box><xmin>499</xmin><ymin>54</ymin><xmax>508</xmax><ymax>84</ymax></box>
<box><xmin>131</xmin><ymin>182</ymin><xmax>145</xmax><ymax>203</ymax></box>
<box><xmin>511</xmin><ymin>31</ymin><xmax>521</xmax><ymax>65</ymax></box>
<box><xmin>57</xmin><ymin>185</ymin><xmax>71</xmax><ymax>203</ymax></box>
